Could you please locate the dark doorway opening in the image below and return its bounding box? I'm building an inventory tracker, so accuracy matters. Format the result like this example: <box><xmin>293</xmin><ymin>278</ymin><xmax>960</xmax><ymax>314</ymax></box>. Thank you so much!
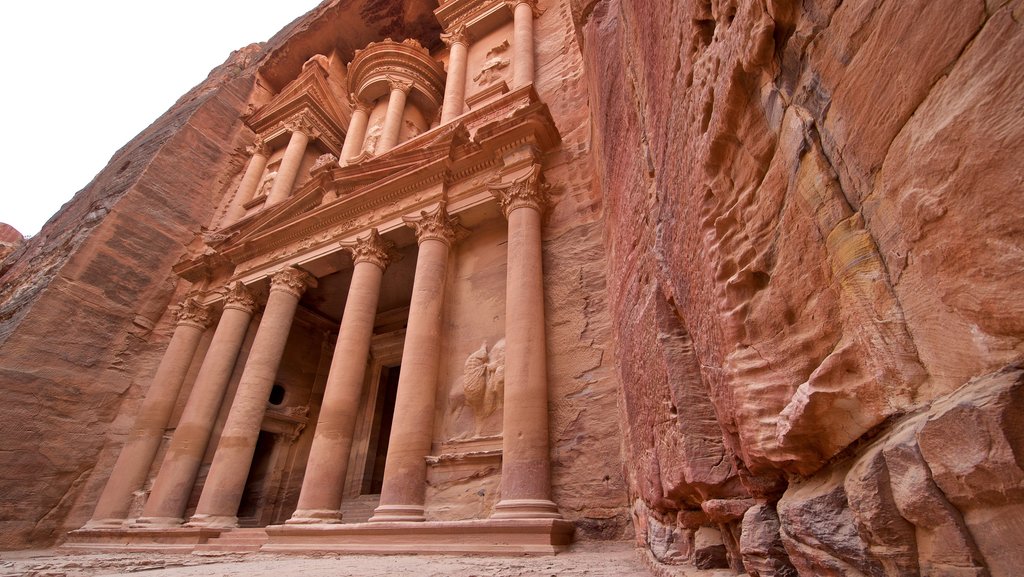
<box><xmin>238</xmin><ymin>430</ymin><xmax>276</xmax><ymax>525</ymax></box>
<box><xmin>362</xmin><ymin>364</ymin><xmax>400</xmax><ymax>494</ymax></box>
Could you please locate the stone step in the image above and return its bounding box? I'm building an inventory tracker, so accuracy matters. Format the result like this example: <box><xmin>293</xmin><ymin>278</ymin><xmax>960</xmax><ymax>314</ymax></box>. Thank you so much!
<box><xmin>192</xmin><ymin>528</ymin><xmax>268</xmax><ymax>554</ymax></box>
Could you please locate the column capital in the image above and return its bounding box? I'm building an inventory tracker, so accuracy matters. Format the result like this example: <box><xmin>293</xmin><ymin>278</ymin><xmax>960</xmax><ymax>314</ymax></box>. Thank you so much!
<box><xmin>509</xmin><ymin>0</ymin><xmax>543</xmax><ymax>17</ymax></box>
<box><xmin>386</xmin><ymin>75</ymin><xmax>414</xmax><ymax>94</ymax></box>
<box><xmin>441</xmin><ymin>25</ymin><xmax>469</xmax><ymax>48</ymax></box>
<box><xmin>270</xmin><ymin>267</ymin><xmax>317</xmax><ymax>298</ymax></box>
<box><xmin>348</xmin><ymin>93</ymin><xmax>373</xmax><ymax>114</ymax></box>
<box><xmin>222</xmin><ymin>281</ymin><xmax>259</xmax><ymax>314</ymax></box>
<box><xmin>489</xmin><ymin>164</ymin><xmax>549</xmax><ymax>217</ymax></box>
<box><xmin>286</xmin><ymin>114</ymin><xmax>321</xmax><ymax>140</ymax></box>
<box><xmin>174</xmin><ymin>296</ymin><xmax>214</xmax><ymax>330</ymax></box>
<box><xmin>246</xmin><ymin>137</ymin><xmax>271</xmax><ymax>157</ymax></box>
<box><xmin>342</xmin><ymin>228</ymin><xmax>399</xmax><ymax>271</ymax></box>
<box><xmin>403</xmin><ymin>202</ymin><xmax>468</xmax><ymax>247</ymax></box>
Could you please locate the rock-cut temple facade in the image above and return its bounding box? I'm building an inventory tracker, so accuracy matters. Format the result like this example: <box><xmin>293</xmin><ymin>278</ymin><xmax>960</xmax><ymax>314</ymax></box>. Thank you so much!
<box><xmin>3</xmin><ymin>0</ymin><xmax>1024</xmax><ymax>574</ymax></box>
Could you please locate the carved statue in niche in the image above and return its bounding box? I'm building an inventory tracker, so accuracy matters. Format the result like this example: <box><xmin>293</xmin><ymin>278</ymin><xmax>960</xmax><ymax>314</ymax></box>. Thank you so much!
<box><xmin>456</xmin><ymin>339</ymin><xmax>505</xmax><ymax>437</ymax></box>
<box><xmin>473</xmin><ymin>40</ymin><xmax>510</xmax><ymax>86</ymax></box>
<box><xmin>256</xmin><ymin>170</ymin><xmax>277</xmax><ymax>198</ymax></box>
<box><xmin>362</xmin><ymin>123</ymin><xmax>383</xmax><ymax>155</ymax></box>
<box><xmin>403</xmin><ymin>119</ymin><xmax>423</xmax><ymax>139</ymax></box>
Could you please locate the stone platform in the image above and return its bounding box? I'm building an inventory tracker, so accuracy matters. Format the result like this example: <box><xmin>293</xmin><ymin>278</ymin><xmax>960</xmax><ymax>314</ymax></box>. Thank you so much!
<box><xmin>63</xmin><ymin>527</ymin><xmax>223</xmax><ymax>553</ymax></box>
<box><xmin>61</xmin><ymin>519</ymin><xmax>574</xmax><ymax>555</ymax></box>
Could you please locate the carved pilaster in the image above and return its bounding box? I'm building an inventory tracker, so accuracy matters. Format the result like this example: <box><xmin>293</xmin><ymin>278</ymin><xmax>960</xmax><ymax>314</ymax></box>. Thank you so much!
<box><xmin>489</xmin><ymin>164</ymin><xmax>549</xmax><ymax>217</ymax></box>
<box><xmin>387</xmin><ymin>76</ymin><xmax>414</xmax><ymax>94</ymax></box>
<box><xmin>270</xmin><ymin>267</ymin><xmax>317</xmax><ymax>298</ymax></box>
<box><xmin>174</xmin><ymin>297</ymin><xmax>214</xmax><ymax>330</ymax></box>
<box><xmin>223</xmin><ymin>281</ymin><xmax>258</xmax><ymax>314</ymax></box>
<box><xmin>342</xmin><ymin>228</ymin><xmax>399</xmax><ymax>271</ymax></box>
<box><xmin>403</xmin><ymin>202</ymin><xmax>468</xmax><ymax>247</ymax></box>
<box><xmin>441</xmin><ymin>25</ymin><xmax>469</xmax><ymax>48</ymax></box>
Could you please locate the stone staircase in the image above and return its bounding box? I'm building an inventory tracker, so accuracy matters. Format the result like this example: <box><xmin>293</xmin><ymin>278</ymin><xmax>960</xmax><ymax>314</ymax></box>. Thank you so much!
<box><xmin>192</xmin><ymin>527</ymin><xmax>268</xmax><ymax>554</ymax></box>
<box><xmin>339</xmin><ymin>493</ymin><xmax>381</xmax><ymax>523</ymax></box>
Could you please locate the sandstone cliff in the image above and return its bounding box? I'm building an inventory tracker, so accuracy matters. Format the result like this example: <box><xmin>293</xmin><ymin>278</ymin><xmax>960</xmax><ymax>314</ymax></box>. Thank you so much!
<box><xmin>576</xmin><ymin>0</ymin><xmax>1024</xmax><ymax>574</ymax></box>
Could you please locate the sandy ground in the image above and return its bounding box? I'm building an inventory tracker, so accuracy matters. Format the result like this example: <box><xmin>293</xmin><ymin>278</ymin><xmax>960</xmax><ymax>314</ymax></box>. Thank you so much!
<box><xmin>0</xmin><ymin>542</ymin><xmax>671</xmax><ymax>577</ymax></box>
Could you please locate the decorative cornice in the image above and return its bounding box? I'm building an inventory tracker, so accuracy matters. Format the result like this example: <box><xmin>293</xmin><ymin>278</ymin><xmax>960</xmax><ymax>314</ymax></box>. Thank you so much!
<box><xmin>342</xmin><ymin>228</ymin><xmax>399</xmax><ymax>271</ymax></box>
<box><xmin>174</xmin><ymin>296</ymin><xmax>214</xmax><ymax>329</ymax></box>
<box><xmin>403</xmin><ymin>201</ymin><xmax>468</xmax><ymax>247</ymax></box>
<box><xmin>223</xmin><ymin>281</ymin><xmax>259</xmax><ymax>314</ymax></box>
<box><xmin>270</xmin><ymin>266</ymin><xmax>317</xmax><ymax>298</ymax></box>
<box><xmin>489</xmin><ymin>163</ymin><xmax>548</xmax><ymax>217</ymax></box>
<box><xmin>441</xmin><ymin>25</ymin><xmax>469</xmax><ymax>47</ymax></box>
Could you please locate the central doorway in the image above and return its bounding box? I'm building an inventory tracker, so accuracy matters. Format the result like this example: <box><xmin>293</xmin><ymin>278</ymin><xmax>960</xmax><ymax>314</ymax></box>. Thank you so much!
<box><xmin>361</xmin><ymin>364</ymin><xmax>400</xmax><ymax>494</ymax></box>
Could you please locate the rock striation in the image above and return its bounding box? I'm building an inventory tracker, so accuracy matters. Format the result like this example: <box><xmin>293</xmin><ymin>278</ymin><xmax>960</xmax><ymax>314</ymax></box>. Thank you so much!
<box><xmin>575</xmin><ymin>0</ymin><xmax>1024</xmax><ymax>574</ymax></box>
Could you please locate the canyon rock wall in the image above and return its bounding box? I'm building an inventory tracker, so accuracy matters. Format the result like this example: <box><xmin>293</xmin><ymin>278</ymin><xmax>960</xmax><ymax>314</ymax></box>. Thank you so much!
<box><xmin>576</xmin><ymin>0</ymin><xmax>1024</xmax><ymax>574</ymax></box>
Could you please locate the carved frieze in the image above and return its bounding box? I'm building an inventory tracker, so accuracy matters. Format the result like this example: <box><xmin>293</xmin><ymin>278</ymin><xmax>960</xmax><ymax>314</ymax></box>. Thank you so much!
<box><xmin>310</xmin><ymin>153</ymin><xmax>338</xmax><ymax>174</ymax></box>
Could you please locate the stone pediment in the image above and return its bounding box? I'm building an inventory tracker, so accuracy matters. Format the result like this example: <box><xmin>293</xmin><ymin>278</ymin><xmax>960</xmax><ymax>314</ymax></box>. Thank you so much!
<box><xmin>216</xmin><ymin>86</ymin><xmax>559</xmax><ymax>274</ymax></box>
<box><xmin>244</xmin><ymin>56</ymin><xmax>348</xmax><ymax>155</ymax></box>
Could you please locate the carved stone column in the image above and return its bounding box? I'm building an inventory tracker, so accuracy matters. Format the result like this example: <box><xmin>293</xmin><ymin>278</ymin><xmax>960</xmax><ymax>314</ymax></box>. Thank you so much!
<box><xmin>266</xmin><ymin>118</ymin><xmax>317</xmax><ymax>207</ymax></box>
<box><xmin>134</xmin><ymin>283</ymin><xmax>258</xmax><ymax>527</ymax></box>
<box><xmin>512</xmin><ymin>0</ymin><xmax>538</xmax><ymax>87</ymax></box>
<box><xmin>489</xmin><ymin>164</ymin><xmax>560</xmax><ymax>519</ymax></box>
<box><xmin>187</xmin><ymin>267</ymin><xmax>315</xmax><ymax>528</ymax></box>
<box><xmin>225</xmin><ymin>138</ymin><xmax>270</xmax><ymax>224</ymax></box>
<box><xmin>377</xmin><ymin>77</ymin><xmax>413</xmax><ymax>154</ymax></box>
<box><xmin>440</xmin><ymin>27</ymin><xmax>469</xmax><ymax>124</ymax></box>
<box><xmin>85</xmin><ymin>297</ymin><xmax>213</xmax><ymax>527</ymax></box>
<box><xmin>340</xmin><ymin>96</ymin><xmax>372</xmax><ymax>165</ymax></box>
<box><xmin>370</xmin><ymin>203</ymin><xmax>463</xmax><ymax>522</ymax></box>
<box><xmin>288</xmin><ymin>229</ymin><xmax>397</xmax><ymax>524</ymax></box>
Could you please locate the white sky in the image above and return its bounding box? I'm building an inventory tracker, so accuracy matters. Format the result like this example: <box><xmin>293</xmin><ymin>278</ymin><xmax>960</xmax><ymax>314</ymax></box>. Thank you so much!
<box><xmin>0</xmin><ymin>1</ymin><xmax>323</xmax><ymax>237</ymax></box>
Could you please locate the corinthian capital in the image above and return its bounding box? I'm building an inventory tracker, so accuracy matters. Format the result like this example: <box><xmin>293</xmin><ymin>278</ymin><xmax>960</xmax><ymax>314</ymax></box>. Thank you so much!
<box><xmin>270</xmin><ymin>267</ymin><xmax>317</xmax><ymax>298</ymax></box>
<box><xmin>223</xmin><ymin>281</ymin><xmax>258</xmax><ymax>314</ymax></box>
<box><xmin>489</xmin><ymin>164</ymin><xmax>549</xmax><ymax>217</ymax></box>
<box><xmin>441</xmin><ymin>26</ymin><xmax>469</xmax><ymax>47</ymax></box>
<box><xmin>348</xmin><ymin>93</ymin><xmax>373</xmax><ymax>114</ymax></box>
<box><xmin>174</xmin><ymin>296</ymin><xmax>214</xmax><ymax>329</ymax></box>
<box><xmin>286</xmin><ymin>114</ymin><xmax>321</xmax><ymax>139</ymax></box>
<box><xmin>386</xmin><ymin>75</ymin><xmax>414</xmax><ymax>94</ymax></box>
<box><xmin>247</xmin><ymin>137</ymin><xmax>271</xmax><ymax>157</ymax></box>
<box><xmin>403</xmin><ymin>201</ymin><xmax>468</xmax><ymax>247</ymax></box>
<box><xmin>342</xmin><ymin>228</ymin><xmax>399</xmax><ymax>271</ymax></box>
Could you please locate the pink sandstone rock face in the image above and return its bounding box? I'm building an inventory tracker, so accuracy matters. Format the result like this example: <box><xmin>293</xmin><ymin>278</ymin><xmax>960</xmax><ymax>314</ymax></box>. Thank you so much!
<box><xmin>576</xmin><ymin>0</ymin><xmax>1024</xmax><ymax>574</ymax></box>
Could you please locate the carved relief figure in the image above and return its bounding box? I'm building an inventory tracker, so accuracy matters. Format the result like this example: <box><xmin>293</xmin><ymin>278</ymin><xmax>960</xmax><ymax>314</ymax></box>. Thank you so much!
<box><xmin>473</xmin><ymin>40</ymin><xmax>511</xmax><ymax>86</ymax></box>
<box><xmin>460</xmin><ymin>339</ymin><xmax>505</xmax><ymax>436</ymax></box>
<box><xmin>256</xmin><ymin>170</ymin><xmax>277</xmax><ymax>198</ymax></box>
<box><xmin>363</xmin><ymin>123</ymin><xmax>383</xmax><ymax>155</ymax></box>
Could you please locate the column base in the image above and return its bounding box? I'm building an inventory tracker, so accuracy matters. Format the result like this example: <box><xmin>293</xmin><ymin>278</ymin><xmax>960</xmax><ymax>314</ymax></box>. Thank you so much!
<box><xmin>184</xmin><ymin>514</ymin><xmax>239</xmax><ymax>529</ymax></box>
<box><xmin>131</xmin><ymin>516</ymin><xmax>185</xmax><ymax>528</ymax></box>
<box><xmin>285</xmin><ymin>509</ymin><xmax>343</xmax><ymax>524</ymax></box>
<box><xmin>81</xmin><ymin>518</ymin><xmax>128</xmax><ymax>530</ymax></box>
<box><xmin>491</xmin><ymin>499</ymin><xmax>562</xmax><ymax>520</ymax></box>
<box><xmin>368</xmin><ymin>504</ymin><xmax>425</xmax><ymax>522</ymax></box>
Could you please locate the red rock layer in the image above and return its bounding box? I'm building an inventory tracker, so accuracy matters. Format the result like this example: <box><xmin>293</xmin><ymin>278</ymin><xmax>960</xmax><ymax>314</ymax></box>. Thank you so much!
<box><xmin>576</xmin><ymin>0</ymin><xmax>1024</xmax><ymax>574</ymax></box>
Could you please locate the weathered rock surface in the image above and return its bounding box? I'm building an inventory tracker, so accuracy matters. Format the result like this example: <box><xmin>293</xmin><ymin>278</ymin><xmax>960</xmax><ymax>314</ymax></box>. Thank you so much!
<box><xmin>576</xmin><ymin>0</ymin><xmax>1024</xmax><ymax>574</ymax></box>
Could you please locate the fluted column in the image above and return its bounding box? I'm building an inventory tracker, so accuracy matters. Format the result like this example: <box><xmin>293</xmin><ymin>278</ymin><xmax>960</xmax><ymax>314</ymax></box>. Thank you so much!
<box><xmin>370</xmin><ymin>203</ymin><xmax>464</xmax><ymax>522</ymax></box>
<box><xmin>85</xmin><ymin>297</ymin><xmax>213</xmax><ymax>528</ymax></box>
<box><xmin>440</xmin><ymin>27</ymin><xmax>469</xmax><ymax>124</ymax></box>
<box><xmin>134</xmin><ymin>283</ymin><xmax>258</xmax><ymax>527</ymax></box>
<box><xmin>187</xmin><ymin>267</ymin><xmax>316</xmax><ymax>528</ymax></box>
<box><xmin>340</xmin><ymin>95</ymin><xmax>372</xmax><ymax>165</ymax></box>
<box><xmin>377</xmin><ymin>77</ymin><xmax>413</xmax><ymax>154</ymax></box>
<box><xmin>225</xmin><ymin>139</ymin><xmax>271</xmax><ymax>224</ymax></box>
<box><xmin>288</xmin><ymin>230</ymin><xmax>397</xmax><ymax>524</ymax></box>
<box><xmin>489</xmin><ymin>164</ymin><xmax>560</xmax><ymax>519</ymax></box>
<box><xmin>265</xmin><ymin>118</ymin><xmax>317</xmax><ymax>207</ymax></box>
<box><xmin>512</xmin><ymin>0</ymin><xmax>538</xmax><ymax>87</ymax></box>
